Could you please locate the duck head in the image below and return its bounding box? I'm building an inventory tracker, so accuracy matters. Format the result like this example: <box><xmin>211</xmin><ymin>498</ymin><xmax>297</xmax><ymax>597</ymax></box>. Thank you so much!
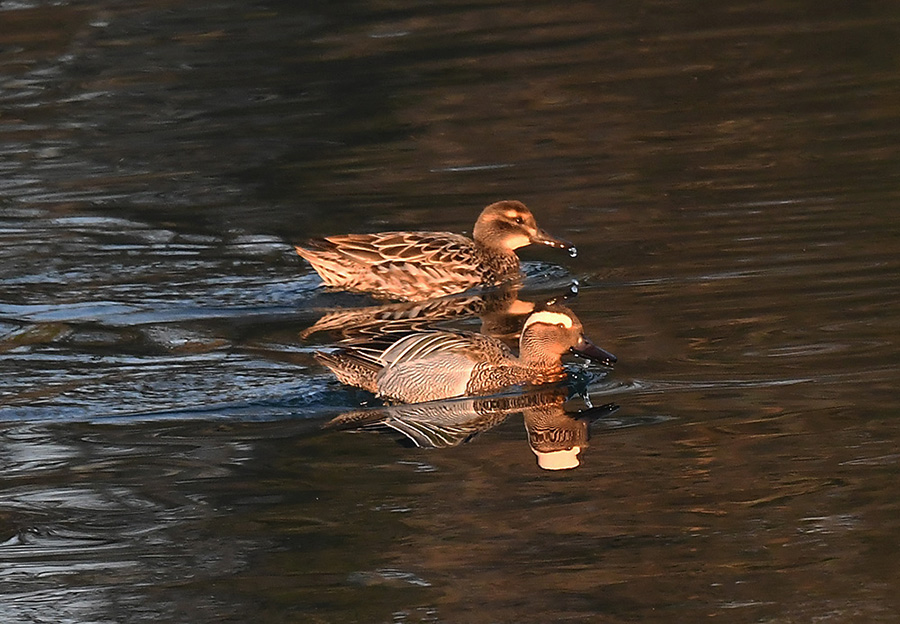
<box><xmin>473</xmin><ymin>200</ymin><xmax>577</xmax><ymax>256</ymax></box>
<box><xmin>519</xmin><ymin>306</ymin><xmax>617</xmax><ymax>368</ymax></box>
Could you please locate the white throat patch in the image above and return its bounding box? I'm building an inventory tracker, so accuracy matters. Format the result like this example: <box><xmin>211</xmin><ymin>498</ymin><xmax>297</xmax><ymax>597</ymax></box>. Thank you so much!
<box><xmin>523</xmin><ymin>311</ymin><xmax>573</xmax><ymax>331</ymax></box>
<box><xmin>504</xmin><ymin>233</ymin><xmax>532</xmax><ymax>250</ymax></box>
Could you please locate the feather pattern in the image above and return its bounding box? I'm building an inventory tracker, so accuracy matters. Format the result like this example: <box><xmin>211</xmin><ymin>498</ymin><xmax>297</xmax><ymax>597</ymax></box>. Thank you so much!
<box><xmin>377</xmin><ymin>331</ymin><xmax>507</xmax><ymax>366</ymax></box>
<box><xmin>295</xmin><ymin>200</ymin><xmax>573</xmax><ymax>301</ymax></box>
<box><xmin>316</xmin><ymin>305</ymin><xmax>613</xmax><ymax>404</ymax></box>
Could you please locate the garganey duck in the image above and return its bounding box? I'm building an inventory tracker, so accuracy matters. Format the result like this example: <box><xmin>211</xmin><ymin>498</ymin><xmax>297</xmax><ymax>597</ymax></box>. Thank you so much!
<box><xmin>295</xmin><ymin>200</ymin><xmax>576</xmax><ymax>301</ymax></box>
<box><xmin>315</xmin><ymin>306</ymin><xmax>615</xmax><ymax>404</ymax></box>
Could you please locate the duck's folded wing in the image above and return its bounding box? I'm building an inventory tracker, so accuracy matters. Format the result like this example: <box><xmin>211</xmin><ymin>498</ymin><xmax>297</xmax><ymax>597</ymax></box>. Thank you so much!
<box><xmin>377</xmin><ymin>331</ymin><xmax>484</xmax><ymax>366</ymax></box>
<box><xmin>324</xmin><ymin>231</ymin><xmax>477</xmax><ymax>266</ymax></box>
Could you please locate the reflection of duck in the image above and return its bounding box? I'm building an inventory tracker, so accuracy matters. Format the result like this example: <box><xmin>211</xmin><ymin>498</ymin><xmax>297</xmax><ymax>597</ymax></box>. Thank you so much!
<box><xmin>523</xmin><ymin>393</ymin><xmax>599</xmax><ymax>471</ymax></box>
<box><xmin>324</xmin><ymin>386</ymin><xmax>619</xmax><ymax>470</ymax></box>
<box><xmin>316</xmin><ymin>305</ymin><xmax>616</xmax><ymax>403</ymax></box>
<box><xmin>295</xmin><ymin>200</ymin><xmax>576</xmax><ymax>301</ymax></box>
<box><xmin>300</xmin><ymin>282</ymin><xmax>576</xmax><ymax>343</ymax></box>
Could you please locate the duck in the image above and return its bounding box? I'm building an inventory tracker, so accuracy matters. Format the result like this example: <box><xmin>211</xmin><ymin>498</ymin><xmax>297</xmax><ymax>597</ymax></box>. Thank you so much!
<box><xmin>315</xmin><ymin>305</ymin><xmax>616</xmax><ymax>404</ymax></box>
<box><xmin>295</xmin><ymin>200</ymin><xmax>576</xmax><ymax>301</ymax></box>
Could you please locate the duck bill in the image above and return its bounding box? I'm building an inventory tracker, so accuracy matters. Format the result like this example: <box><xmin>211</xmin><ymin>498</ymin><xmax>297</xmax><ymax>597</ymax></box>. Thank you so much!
<box><xmin>570</xmin><ymin>336</ymin><xmax>617</xmax><ymax>367</ymax></box>
<box><xmin>531</xmin><ymin>228</ymin><xmax>578</xmax><ymax>258</ymax></box>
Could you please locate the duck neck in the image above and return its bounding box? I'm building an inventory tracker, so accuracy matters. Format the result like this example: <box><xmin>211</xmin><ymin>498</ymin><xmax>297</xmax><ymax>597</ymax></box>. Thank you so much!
<box><xmin>518</xmin><ymin>348</ymin><xmax>566</xmax><ymax>377</ymax></box>
<box><xmin>522</xmin><ymin>362</ymin><xmax>568</xmax><ymax>385</ymax></box>
<box><xmin>474</xmin><ymin>240</ymin><xmax>519</xmax><ymax>279</ymax></box>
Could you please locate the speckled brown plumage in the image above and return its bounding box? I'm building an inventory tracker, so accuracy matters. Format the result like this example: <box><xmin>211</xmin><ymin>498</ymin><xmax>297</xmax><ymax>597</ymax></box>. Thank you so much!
<box><xmin>295</xmin><ymin>200</ymin><xmax>575</xmax><ymax>301</ymax></box>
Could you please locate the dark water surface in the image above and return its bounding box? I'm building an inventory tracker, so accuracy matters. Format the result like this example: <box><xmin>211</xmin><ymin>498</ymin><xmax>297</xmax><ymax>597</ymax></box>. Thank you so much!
<box><xmin>3</xmin><ymin>1</ymin><xmax>900</xmax><ymax>622</ymax></box>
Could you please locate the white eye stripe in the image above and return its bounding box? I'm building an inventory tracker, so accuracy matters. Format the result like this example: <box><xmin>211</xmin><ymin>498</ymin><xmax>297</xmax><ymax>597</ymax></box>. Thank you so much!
<box><xmin>523</xmin><ymin>311</ymin><xmax>573</xmax><ymax>330</ymax></box>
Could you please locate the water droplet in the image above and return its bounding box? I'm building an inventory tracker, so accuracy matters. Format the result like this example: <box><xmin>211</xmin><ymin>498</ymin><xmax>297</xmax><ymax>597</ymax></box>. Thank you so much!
<box><xmin>568</xmin><ymin>246</ymin><xmax>578</xmax><ymax>258</ymax></box>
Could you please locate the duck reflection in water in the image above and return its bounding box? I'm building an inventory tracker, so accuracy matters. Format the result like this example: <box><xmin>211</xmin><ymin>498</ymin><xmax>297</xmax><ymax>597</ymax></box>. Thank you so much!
<box><xmin>301</xmin><ymin>281</ymin><xmax>576</xmax><ymax>344</ymax></box>
<box><xmin>324</xmin><ymin>386</ymin><xmax>619</xmax><ymax>471</ymax></box>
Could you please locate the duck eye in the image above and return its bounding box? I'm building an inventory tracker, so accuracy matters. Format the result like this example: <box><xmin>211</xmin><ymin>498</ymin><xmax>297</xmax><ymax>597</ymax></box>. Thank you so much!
<box><xmin>556</xmin><ymin>323</ymin><xmax>566</xmax><ymax>329</ymax></box>
<box><xmin>514</xmin><ymin>216</ymin><xmax>524</xmax><ymax>225</ymax></box>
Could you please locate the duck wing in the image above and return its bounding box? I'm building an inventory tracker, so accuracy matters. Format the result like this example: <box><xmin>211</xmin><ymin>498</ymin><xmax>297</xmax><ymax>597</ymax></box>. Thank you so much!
<box><xmin>300</xmin><ymin>231</ymin><xmax>503</xmax><ymax>300</ymax></box>
<box><xmin>323</xmin><ymin>231</ymin><xmax>478</xmax><ymax>267</ymax></box>
<box><xmin>377</xmin><ymin>330</ymin><xmax>510</xmax><ymax>367</ymax></box>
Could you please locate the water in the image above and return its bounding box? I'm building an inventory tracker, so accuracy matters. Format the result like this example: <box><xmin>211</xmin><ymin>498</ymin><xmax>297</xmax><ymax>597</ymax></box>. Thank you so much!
<box><xmin>2</xmin><ymin>0</ymin><xmax>900</xmax><ymax>622</ymax></box>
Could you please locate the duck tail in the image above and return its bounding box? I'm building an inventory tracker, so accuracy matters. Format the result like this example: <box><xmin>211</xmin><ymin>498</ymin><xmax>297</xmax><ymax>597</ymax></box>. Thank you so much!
<box><xmin>295</xmin><ymin>240</ymin><xmax>353</xmax><ymax>287</ymax></box>
<box><xmin>315</xmin><ymin>349</ymin><xmax>382</xmax><ymax>393</ymax></box>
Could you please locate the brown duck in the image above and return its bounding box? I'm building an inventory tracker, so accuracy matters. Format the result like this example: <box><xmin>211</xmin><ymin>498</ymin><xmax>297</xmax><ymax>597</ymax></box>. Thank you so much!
<box><xmin>315</xmin><ymin>305</ymin><xmax>615</xmax><ymax>404</ymax></box>
<box><xmin>295</xmin><ymin>200</ymin><xmax>575</xmax><ymax>301</ymax></box>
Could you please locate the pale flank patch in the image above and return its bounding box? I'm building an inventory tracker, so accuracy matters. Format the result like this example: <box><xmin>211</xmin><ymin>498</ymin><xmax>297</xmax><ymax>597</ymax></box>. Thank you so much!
<box><xmin>523</xmin><ymin>310</ymin><xmax>574</xmax><ymax>330</ymax></box>
<box><xmin>377</xmin><ymin>354</ymin><xmax>476</xmax><ymax>402</ymax></box>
